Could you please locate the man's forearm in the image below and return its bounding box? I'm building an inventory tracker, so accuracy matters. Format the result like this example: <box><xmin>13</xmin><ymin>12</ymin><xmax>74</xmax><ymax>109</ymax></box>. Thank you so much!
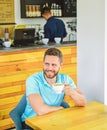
<box><xmin>69</xmin><ymin>90</ymin><xmax>86</xmax><ymax>106</ymax></box>
<box><xmin>28</xmin><ymin>94</ymin><xmax>64</xmax><ymax>116</ymax></box>
<box><xmin>36</xmin><ymin>104</ymin><xmax>64</xmax><ymax>116</ymax></box>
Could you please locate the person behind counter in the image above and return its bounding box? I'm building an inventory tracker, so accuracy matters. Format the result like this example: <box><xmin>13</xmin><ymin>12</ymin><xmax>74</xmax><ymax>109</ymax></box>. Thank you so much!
<box><xmin>41</xmin><ymin>6</ymin><xmax>67</xmax><ymax>42</ymax></box>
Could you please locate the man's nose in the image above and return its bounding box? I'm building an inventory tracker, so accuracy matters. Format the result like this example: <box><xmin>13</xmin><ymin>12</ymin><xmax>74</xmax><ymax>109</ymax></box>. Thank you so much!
<box><xmin>48</xmin><ymin>65</ymin><xmax>53</xmax><ymax>70</ymax></box>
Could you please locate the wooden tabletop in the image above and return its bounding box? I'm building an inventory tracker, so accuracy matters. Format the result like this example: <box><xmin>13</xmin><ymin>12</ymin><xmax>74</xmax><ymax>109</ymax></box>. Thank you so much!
<box><xmin>25</xmin><ymin>101</ymin><xmax>107</xmax><ymax>130</ymax></box>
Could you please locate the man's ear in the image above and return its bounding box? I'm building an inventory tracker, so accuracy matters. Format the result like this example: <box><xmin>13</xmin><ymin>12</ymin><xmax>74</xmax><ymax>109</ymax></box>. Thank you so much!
<box><xmin>60</xmin><ymin>62</ymin><xmax>63</xmax><ymax>68</ymax></box>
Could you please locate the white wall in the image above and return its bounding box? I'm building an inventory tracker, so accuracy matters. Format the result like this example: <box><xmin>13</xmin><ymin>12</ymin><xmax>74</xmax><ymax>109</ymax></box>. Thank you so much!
<box><xmin>104</xmin><ymin>0</ymin><xmax>107</xmax><ymax>104</ymax></box>
<box><xmin>77</xmin><ymin>0</ymin><xmax>106</xmax><ymax>103</ymax></box>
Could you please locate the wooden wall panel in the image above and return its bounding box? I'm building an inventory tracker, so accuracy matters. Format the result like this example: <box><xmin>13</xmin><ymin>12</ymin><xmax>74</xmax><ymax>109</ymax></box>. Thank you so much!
<box><xmin>0</xmin><ymin>46</ymin><xmax>76</xmax><ymax>129</ymax></box>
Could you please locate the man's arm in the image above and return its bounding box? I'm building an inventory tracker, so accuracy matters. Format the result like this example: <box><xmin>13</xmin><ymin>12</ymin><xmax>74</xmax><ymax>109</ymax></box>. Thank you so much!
<box><xmin>28</xmin><ymin>94</ymin><xmax>64</xmax><ymax>116</ymax></box>
<box><xmin>63</xmin><ymin>83</ymin><xmax>87</xmax><ymax>107</ymax></box>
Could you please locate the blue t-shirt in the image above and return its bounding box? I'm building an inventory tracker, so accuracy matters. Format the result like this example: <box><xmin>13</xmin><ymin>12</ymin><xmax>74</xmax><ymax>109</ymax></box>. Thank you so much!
<box><xmin>44</xmin><ymin>16</ymin><xmax>67</xmax><ymax>42</ymax></box>
<box><xmin>21</xmin><ymin>71</ymin><xmax>76</xmax><ymax>121</ymax></box>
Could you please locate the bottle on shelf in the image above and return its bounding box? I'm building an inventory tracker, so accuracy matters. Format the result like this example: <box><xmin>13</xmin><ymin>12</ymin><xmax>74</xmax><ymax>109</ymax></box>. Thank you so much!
<box><xmin>51</xmin><ymin>3</ymin><xmax>60</xmax><ymax>16</ymax></box>
<box><xmin>26</xmin><ymin>5</ymin><xmax>29</xmax><ymax>17</ymax></box>
<box><xmin>4</xmin><ymin>28</ymin><xmax>9</xmax><ymax>41</ymax></box>
<box><xmin>53</xmin><ymin>3</ymin><xmax>56</xmax><ymax>16</ymax></box>
<box><xmin>32</xmin><ymin>5</ymin><xmax>36</xmax><ymax>17</ymax></box>
<box><xmin>51</xmin><ymin>3</ymin><xmax>54</xmax><ymax>16</ymax></box>
<box><xmin>58</xmin><ymin>5</ymin><xmax>62</xmax><ymax>16</ymax></box>
<box><xmin>45</xmin><ymin>3</ymin><xmax>48</xmax><ymax>7</ymax></box>
<box><xmin>29</xmin><ymin>5</ymin><xmax>33</xmax><ymax>17</ymax></box>
<box><xmin>36</xmin><ymin>5</ymin><xmax>41</xmax><ymax>17</ymax></box>
<box><xmin>54</xmin><ymin>3</ymin><xmax>58</xmax><ymax>16</ymax></box>
<box><xmin>42</xmin><ymin>2</ymin><xmax>48</xmax><ymax>14</ymax></box>
<box><xmin>56</xmin><ymin>4</ymin><xmax>59</xmax><ymax>16</ymax></box>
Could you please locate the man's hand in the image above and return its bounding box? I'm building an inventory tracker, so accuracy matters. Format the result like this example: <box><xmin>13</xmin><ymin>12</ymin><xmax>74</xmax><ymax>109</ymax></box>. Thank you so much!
<box><xmin>63</xmin><ymin>83</ymin><xmax>76</xmax><ymax>96</ymax></box>
<box><xmin>63</xmin><ymin>83</ymin><xmax>87</xmax><ymax>107</ymax></box>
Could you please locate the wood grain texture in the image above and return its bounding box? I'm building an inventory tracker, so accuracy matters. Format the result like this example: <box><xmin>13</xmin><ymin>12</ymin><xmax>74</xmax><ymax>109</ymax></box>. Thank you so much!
<box><xmin>0</xmin><ymin>46</ymin><xmax>77</xmax><ymax>129</ymax></box>
<box><xmin>26</xmin><ymin>102</ymin><xmax>107</xmax><ymax>130</ymax></box>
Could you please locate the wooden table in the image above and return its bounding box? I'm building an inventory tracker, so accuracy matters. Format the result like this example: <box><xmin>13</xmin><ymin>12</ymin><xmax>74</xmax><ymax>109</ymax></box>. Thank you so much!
<box><xmin>25</xmin><ymin>102</ymin><xmax>107</xmax><ymax>130</ymax></box>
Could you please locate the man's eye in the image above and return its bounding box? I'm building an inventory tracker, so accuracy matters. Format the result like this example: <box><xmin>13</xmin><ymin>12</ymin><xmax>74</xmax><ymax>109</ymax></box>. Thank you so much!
<box><xmin>52</xmin><ymin>64</ymin><xmax>56</xmax><ymax>67</ymax></box>
<box><xmin>45</xmin><ymin>63</ymin><xmax>49</xmax><ymax>66</ymax></box>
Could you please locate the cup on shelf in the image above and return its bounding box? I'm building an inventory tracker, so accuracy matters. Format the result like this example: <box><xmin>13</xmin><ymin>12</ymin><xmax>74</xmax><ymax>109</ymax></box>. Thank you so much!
<box><xmin>3</xmin><ymin>41</ymin><xmax>12</xmax><ymax>48</ymax></box>
<box><xmin>42</xmin><ymin>38</ymin><xmax>49</xmax><ymax>45</ymax></box>
<box><xmin>54</xmin><ymin>37</ymin><xmax>61</xmax><ymax>44</ymax></box>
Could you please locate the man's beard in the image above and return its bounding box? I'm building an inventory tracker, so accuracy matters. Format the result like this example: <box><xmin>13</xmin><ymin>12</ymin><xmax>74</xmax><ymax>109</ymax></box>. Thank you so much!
<box><xmin>43</xmin><ymin>69</ymin><xmax>59</xmax><ymax>79</ymax></box>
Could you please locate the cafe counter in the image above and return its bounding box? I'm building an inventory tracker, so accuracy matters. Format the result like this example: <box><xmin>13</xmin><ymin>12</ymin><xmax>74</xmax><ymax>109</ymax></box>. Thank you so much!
<box><xmin>0</xmin><ymin>41</ymin><xmax>76</xmax><ymax>52</ymax></box>
<box><xmin>0</xmin><ymin>41</ymin><xmax>77</xmax><ymax>129</ymax></box>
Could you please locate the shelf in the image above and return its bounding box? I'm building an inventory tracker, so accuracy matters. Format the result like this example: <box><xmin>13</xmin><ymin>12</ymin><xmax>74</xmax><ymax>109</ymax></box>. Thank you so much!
<box><xmin>20</xmin><ymin>0</ymin><xmax>76</xmax><ymax>18</ymax></box>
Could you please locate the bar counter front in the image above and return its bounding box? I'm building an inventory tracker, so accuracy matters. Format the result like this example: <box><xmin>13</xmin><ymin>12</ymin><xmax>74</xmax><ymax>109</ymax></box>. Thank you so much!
<box><xmin>0</xmin><ymin>41</ymin><xmax>77</xmax><ymax>129</ymax></box>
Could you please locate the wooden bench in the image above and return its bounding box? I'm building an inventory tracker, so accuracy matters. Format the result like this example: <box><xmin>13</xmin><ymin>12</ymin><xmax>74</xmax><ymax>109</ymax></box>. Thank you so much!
<box><xmin>0</xmin><ymin>46</ymin><xmax>76</xmax><ymax>129</ymax></box>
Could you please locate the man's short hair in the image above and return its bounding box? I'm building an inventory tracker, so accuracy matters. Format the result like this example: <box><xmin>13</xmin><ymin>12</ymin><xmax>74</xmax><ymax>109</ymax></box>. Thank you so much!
<box><xmin>43</xmin><ymin>48</ymin><xmax>63</xmax><ymax>63</ymax></box>
<box><xmin>41</xmin><ymin>7</ymin><xmax>51</xmax><ymax>15</ymax></box>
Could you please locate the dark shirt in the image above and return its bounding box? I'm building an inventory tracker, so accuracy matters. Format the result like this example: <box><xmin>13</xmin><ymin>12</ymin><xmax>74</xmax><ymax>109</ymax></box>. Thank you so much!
<box><xmin>44</xmin><ymin>16</ymin><xmax>67</xmax><ymax>42</ymax></box>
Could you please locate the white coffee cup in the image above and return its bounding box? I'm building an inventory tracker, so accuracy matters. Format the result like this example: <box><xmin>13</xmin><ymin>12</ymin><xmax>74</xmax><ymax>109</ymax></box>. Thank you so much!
<box><xmin>52</xmin><ymin>83</ymin><xmax>64</xmax><ymax>94</ymax></box>
<box><xmin>42</xmin><ymin>38</ymin><xmax>49</xmax><ymax>45</ymax></box>
<box><xmin>54</xmin><ymin>37</ymin><xmax>61</xmax><ymax>44</ymax></box>
<box><xmin>3</xmin><ymin>41</ymin><xmax>11</xmax><ymax>47</ymax></box>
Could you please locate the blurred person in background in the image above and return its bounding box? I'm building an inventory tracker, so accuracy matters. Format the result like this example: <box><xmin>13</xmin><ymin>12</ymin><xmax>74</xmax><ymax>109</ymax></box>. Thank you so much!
<box><xmin>41</xmin><ymin>7</ymin><xmax>67</xmax><ymax>42</ymax></box>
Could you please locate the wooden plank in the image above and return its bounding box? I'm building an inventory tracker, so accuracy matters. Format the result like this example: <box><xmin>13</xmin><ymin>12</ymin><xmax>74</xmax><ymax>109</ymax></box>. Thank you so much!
<box><xmin>0</xmin><ymin>90</ymin><xmax>25</xmax><ymax>99</ymax></box>
<box><xmin>0</xmin><ymin>80</ymin><xmax>25</xmax><ymax>88</ymax></box>
<box><xmin>0</xmin><ymin>85</ymin><xmax>23</xmax><ymax>95</ymax></box>
<box><xmin>0</xmin><ymin>62</ymin><xmax>43</xmax><ymax>74</ymax></box>
<box><xmin>0</xmin><ymin>118</ymin><xmax>14</xmax><ymax>129</ymax></box>
<box><xmin>0</xmin><ymin>102</ymin><xmax>18</xmax><ymax>111</ymax></box>
<box><xmin>0</xmin><ymin>52</ymin><xmax>43</xmax><ymax>63</ymax></box>
<box><xmin>0</xmin><ymin>106</ymin><xmax>17</xmax><ymax>118</ymax></box>
<box><xmin>0</xmin><ymin>51</ymin><xmax>75</xmax><ymax>64</ymax></box>
<box><xmin>0</xmin><ymin>95</ymin><xmax>22</xmax><ymax>105</ymax></box>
